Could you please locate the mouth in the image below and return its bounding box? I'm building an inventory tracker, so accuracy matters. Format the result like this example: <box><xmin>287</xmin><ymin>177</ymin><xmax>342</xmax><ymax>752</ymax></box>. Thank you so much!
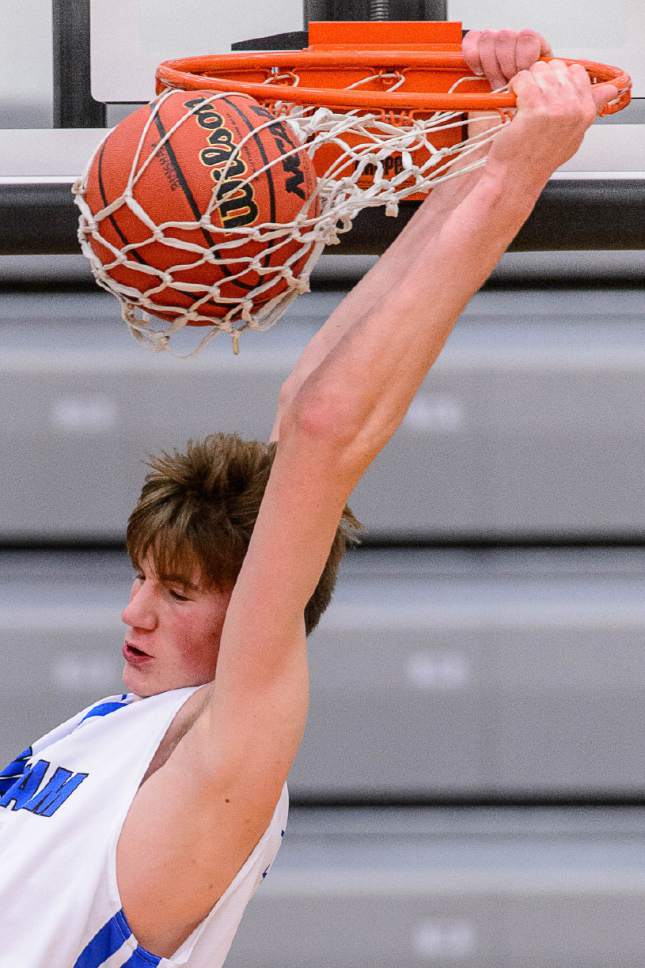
<box><xmin>122</xmin><ymin>641</ymin><xmax>153</xmax><ymax>666</ymax></box>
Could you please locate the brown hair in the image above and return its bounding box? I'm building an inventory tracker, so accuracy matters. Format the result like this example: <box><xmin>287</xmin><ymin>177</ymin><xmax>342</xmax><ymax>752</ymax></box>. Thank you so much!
<box><xmin>126</xmin><ymin>432</ymin><xmax>362</xmax><ymax>635</ymax></box>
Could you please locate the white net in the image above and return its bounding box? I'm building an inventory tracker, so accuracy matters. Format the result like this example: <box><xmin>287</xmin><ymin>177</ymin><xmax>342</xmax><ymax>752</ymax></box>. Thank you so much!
<box><xmin>73</xmin><ymin>73</ymin><xmax>507</xmax><ymax>355</ymax></box>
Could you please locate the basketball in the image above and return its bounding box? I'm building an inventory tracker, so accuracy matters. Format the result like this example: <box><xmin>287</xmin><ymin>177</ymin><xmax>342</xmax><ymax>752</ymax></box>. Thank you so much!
<box><xmin>82</xmin><ymin>90</ymin><xmax>320</xmax><ymax>325</ymax></box>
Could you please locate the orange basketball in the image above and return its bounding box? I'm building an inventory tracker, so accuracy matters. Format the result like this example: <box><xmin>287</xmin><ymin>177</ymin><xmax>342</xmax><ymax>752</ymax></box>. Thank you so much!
<box><xmin>83</xmin><ymin>91</ymin><xmax>319</xmax><ymax>325</ymax></box>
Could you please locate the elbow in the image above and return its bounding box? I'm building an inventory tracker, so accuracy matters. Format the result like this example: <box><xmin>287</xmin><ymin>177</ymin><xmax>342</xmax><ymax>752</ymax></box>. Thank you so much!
<box><xmin>277</xmin><ymin>375</ymin><xmax>340</xmax><ymax>435</ymax></box>
<box><xmin>289</xmin><ymin>389</ymin><xmax>402</xmax><ymax>483</ymax></box>
<box><xmin>286</xmin><ymin>387</ymin><xmax>360</xmax><ymax>452</ymax></box>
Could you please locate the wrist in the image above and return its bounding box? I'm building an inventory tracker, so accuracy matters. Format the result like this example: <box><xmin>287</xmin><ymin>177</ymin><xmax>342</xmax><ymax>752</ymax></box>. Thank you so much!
<box><xmin>479</xmin><ymin>162</ymin><xmax>548</xmax><ymax>215</ymax></box>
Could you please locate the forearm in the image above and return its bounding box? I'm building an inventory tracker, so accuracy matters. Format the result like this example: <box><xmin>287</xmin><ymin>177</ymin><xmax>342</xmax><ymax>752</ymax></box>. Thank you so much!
<box><xmin>294</xmin><ymin>166</ymin><xmax>546</xmax><ymax>477</ymax></box>
<box><xmin>270</xmin><ymin>114</ymin><xmax>499</xmax><ymax>440</ymax></box>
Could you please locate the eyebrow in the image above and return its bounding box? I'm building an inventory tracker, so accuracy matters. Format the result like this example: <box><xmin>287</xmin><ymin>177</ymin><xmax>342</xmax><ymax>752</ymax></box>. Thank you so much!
<box><xmin>158</xmin><ymin>574</ymin><xmax>201</xmax><ymax>593</ymax></box>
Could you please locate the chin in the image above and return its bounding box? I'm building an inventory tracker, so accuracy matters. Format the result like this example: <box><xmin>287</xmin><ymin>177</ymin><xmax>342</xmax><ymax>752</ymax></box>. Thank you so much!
<box><xmin>122</xmin><ymin>664</ymin><xmax>155</xmax><ymax>698</ymax></box>
<box><xmin>122</xmin><ymin>663</ymin><xmax>213</xmax><ymax>698</ymax></box>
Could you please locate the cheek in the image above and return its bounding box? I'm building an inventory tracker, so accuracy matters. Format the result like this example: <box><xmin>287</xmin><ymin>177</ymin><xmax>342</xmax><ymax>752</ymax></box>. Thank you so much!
<box><xmin>176</xmin><ymin>615</ymin><xmax>220</xmax><ymax>670</ymax></box>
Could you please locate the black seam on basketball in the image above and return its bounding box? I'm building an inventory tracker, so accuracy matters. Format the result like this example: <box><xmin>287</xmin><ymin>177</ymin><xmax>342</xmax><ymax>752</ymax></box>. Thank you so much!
<box><xmin>97</xmin><ymin>138</ymin><xmax>148</xmax><ymax>268</ymax></box>
<box><xmin>153</xmin><ymin>106</ymin><xmax>254</xmax><ymax>294</ymax></box>
<box><xmin>96</xmin><ymin>132</ymin><xmax>193</xmax><ymax>313</ymax></box>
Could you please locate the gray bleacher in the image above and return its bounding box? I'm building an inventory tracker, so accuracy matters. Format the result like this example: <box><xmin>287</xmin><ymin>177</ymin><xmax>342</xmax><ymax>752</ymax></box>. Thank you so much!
<box><xmin>1</xmin><ymin>276</ymin><xmax>644</xmax><ymax>540</ymax></box>
<box><xmin>2</xmin><ymin>251</ymin><xmax>645</xmax><ymax>965</ymax></box>
<box><xmin>230</xmin><ymin>807</ymin><xmax>645</xmax><ymax>968</ymax></box>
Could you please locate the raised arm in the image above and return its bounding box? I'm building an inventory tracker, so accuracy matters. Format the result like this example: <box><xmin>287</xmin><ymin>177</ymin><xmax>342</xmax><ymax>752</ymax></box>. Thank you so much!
<box><xmin>202</xmin><ymin>58</ymin><xmax>617</xmax><ymax>787</ymax></box>
<box><xmin>269</xmin><ymin>28</ymin><xmax>553</xmax><ymax>442</ymax></box>
<box><xmin>292</xmin><ymin>62</ymin><xmax>615</xmax><ymax>470</ymax></box>
<box><xmin>113</xmin><ymin>55</ymin><xmax>618</xmax><ymax>958</ymax></box>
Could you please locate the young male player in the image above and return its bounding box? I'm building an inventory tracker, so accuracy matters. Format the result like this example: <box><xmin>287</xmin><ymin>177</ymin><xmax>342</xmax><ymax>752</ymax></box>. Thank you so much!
<box><xmin>0</xmin><ymin>29</ymin><xmax>618</xmax><ymax>967</ymax></box>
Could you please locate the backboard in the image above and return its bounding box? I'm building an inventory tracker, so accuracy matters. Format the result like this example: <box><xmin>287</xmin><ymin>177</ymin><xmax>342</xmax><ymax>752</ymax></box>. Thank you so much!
<box><xmin>90</xmin><ymin>0</ymin><xmax>645</xmax><ymax>107</ymax></box>
<box><xmin>86</xmin><ymin>0</ymin><xmax>645</xmax><ymax>224</ymax></box>
<box><xmin>1</xmin><ymin>0</ymin><xmax>643</xmax><ymax>257</ymax></box>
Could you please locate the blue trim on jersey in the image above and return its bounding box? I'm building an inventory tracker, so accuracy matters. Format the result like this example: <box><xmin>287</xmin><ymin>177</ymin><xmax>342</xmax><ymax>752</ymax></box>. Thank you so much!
<box><xmin>80</xmin><ymin>699</ymin><xmax>131</xmax><ymax>726</ymax></box>
<box><xmin>121</xmin><ymin>945</ymin><xmax>162</xmax><ymax>966</ymax></box>
<box><xmin>74</xmin><ymin>909</ymin><xmax>161</xmax><ymax>968</ymax></box>
<box><xmin>74</xmin><ymin>910</ymin><xmax>127</xmax><ymax>967</ymax></box>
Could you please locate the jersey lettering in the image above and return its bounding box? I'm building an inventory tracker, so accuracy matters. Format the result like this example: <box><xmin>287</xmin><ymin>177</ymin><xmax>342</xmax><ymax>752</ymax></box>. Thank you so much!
<box><xmin>0</xmin><ymin>758</ymin><xmax>88</xmax><ymax>817</ymax></box>
<box><xmin>0</xmin><ymin>758</ymin><xmax>49</xmax><ymax>810</ymax></box>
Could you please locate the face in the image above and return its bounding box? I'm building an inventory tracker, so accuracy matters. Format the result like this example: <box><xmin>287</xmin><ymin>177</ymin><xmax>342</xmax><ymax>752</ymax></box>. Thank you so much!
<box><xmin>120</xmin><ymin>553</ymin><xmax>232</xmax><ymax>697</ymax></box>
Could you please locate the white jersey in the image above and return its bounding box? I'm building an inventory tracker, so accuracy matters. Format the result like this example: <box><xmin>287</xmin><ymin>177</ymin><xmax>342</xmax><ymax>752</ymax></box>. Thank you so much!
<box><xmin>0</xmin><ymin>686</ymin><xmax>288</xmax><ymax>967</ymax></box>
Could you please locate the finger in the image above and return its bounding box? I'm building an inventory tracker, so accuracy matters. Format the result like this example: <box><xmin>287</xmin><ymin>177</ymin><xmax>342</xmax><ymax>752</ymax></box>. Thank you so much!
<box><xmin>478</xmin><ymin>29</ymin><xmax>507</xmax><ymax>91</ymax></box>
<box><xmin>507</xmin><ymin>68</ymin><xmax>546</xmax><ymax>109</ymax></box>
<box><xmin>529</xmin><ymin>58</ymin><xmax>571</xmax><ymax>94</ymax></box>
<box><xmin>564</xmin><ymin>63</ymin><xmax>607</xmax><ymax>122</ymax></box>
<box><xmin>516</xmin><ymin>29</ymin><xmax>552</xmax><ymax>72</ymax></box>
<box><xmin>462</xmin><ymin>29</ymin><xmax>484</xmax><ymax>76</ymax></box>
<box><xmin>590</xmin><ymin>81</ymin><xmax>619</xmax><ymax>112</ymax></box>
<box><xmin>564</xmin><ymin>61</ymin><xmax>619</xmax><ymax>113</ymax></box>
<box><xmin>565</xmin><ymin>61</ymin><xmax>595</xmax><ymax>96</ymax></box>
<box><xmin>494</xmin><ymin>29</ymin><xmax>521</xmax><ymax>83</ymax></box>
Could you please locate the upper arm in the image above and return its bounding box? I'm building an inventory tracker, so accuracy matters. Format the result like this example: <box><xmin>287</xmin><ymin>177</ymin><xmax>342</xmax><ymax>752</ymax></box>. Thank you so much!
<box><xmin>198</xmin><ymin>620</ymin><xmax>310</xmax><ymax>792</ymax></box>
<box><xmin>202</xmin><ymin>406</ymin><xmax>355</xmax><ymax>776</ymax></box>
<box><xmin>117</xmin><ymin>665</ymin><xmax>301</xmax><ymax>954</ymax></box>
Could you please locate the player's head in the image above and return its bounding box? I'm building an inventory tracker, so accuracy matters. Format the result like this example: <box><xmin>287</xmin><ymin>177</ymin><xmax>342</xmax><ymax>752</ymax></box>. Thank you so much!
<box><xmin>121</xmin><ymin>433</ymin><xmax>361</xmax><ymax>694</ymax></box>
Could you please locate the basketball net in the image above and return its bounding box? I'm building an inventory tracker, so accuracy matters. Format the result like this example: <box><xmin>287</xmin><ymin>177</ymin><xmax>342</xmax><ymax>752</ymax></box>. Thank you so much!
<box><xmin>72</xmin><ymin>79</ymin><xmax>508</xmax><ymax>355</ymax></box>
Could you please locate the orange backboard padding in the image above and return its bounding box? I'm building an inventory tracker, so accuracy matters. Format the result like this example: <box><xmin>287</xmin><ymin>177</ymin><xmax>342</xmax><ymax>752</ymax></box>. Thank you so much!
<box><xmin>307</xmin><ymin>20</ymin><xmax>463</xmax><ymax>50</ymax></box>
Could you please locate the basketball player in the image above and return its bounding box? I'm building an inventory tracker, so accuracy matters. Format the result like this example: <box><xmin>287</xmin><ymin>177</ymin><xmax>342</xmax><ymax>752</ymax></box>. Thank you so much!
<box><xmin>0</xmin><ymin>29</ymin><xmax>618</xmax><ymax>968</ymax></box>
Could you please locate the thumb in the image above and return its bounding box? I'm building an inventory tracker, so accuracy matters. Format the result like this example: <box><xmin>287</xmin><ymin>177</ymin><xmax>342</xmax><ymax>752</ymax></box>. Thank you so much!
<box><xmin>591</xmin><ymin>81</ymin><xmax>619</xmax><ymax>113</ymax></box>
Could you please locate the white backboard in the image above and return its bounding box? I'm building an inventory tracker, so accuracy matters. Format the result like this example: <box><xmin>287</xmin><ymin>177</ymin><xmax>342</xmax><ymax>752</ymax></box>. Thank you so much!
<box><xmin>91</xmin><ymin>0</ymin><xmax>304</xmax><ymax>103</ymax></box>
<box><xmin>90</xmin><ymin>0</ymin><xmax>644</xmax><ymax>103</ymax></box>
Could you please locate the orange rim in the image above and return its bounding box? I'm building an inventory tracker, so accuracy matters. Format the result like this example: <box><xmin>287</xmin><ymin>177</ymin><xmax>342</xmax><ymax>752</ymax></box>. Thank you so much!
<box><xmin>156</xmin><ymin>50</ymin><xmax>632</xmax><ymax>117</ymax></box>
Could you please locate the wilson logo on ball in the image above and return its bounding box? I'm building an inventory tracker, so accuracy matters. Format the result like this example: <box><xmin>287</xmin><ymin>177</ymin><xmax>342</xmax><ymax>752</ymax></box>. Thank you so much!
<box><xmin>250</xmin><ymin>105</ymin><xmax>308</xmax><ymax>201</ymax></box>
<box><xmin>187</xmin><ymin>96</ymin><xmax>259</xmax><ymax>229</ymax></box>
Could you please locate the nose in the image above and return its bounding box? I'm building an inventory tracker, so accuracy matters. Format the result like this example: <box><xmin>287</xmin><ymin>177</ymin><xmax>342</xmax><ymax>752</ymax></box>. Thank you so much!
<box><xmin>121</xmin><ymin>580</ymin><xmax>157</xmax><ymax>631</ymax></box>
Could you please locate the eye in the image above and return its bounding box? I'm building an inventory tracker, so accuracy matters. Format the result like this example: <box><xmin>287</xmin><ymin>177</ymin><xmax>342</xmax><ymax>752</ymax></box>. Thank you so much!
<box><xmin>169</xmin><ymin>588</ymin><xmax>190</xmax><ymax>602</ymax></box>
<box><xmin>133</xmin><ymin>573</ymin><xmax>144</xmax><ymax>584</ymax></box>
